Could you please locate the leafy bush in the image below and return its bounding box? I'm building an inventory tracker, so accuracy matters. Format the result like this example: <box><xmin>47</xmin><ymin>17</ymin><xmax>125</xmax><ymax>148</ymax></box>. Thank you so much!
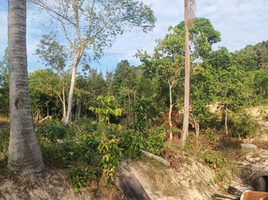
<box><xmin>202</xmin><ymin>150</ymin><xmax>226</xmax><ymax>168</ymax></box>
<box><xmin>134</xmin><ymin>94</ymin><xmax>159</xmax><ymax>132</ymax></box>
<box><xmin>98</xmin><ymin>136</ymin><xmax>122</xmax><ymax>180</ymax></box>
<box><xmin>144</xmin><ymin>125</ymin><xmax>166</xmax><ymax>155</ymax></box>
<box><xmin>67</xmin><ymin>165</ymin><xmax>99</xmax><ymax>192</ymax></box>
<box><xmin>73</xmin><ymin>117</ymin><xmax>96</xmax><ymax>133</ymax></box>
<box><xmin>0</xmin><ymin>126</ymin><xmax>9</xmax><ymax>168</ymax></box>
<box><xmin>36</xmin><ymin>119</ymin><xmax>67</xmax><ymax>142</ymax></box>
<box><xmin>121</xmin><ymin>125</ymin><xmax>167</xmax><ymax>158</ymax></box>
<box><xmin>121</xmin><ymin>129</ymin><xmax>144</xmax><ymax>158</ymax></box>
<box><xmin>229</xmin><ymin>111</ymin><xmax>257</xmax><ymax>138</ymax></box>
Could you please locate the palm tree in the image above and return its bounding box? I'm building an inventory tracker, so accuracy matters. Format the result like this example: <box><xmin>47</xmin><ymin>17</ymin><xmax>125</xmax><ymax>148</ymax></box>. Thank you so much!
<box><xmin>181</xmin><ymin>0</ymin><xmax>196</xmax><ymax>146</ymax></box>
<box><xmin>8</xmin><ymin>0</ymin><xmax>44</xmax><ymax>173</ymax></box>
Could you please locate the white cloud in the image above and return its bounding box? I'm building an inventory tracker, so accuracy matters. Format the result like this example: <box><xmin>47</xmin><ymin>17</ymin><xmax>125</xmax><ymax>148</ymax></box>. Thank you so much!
<box><xmin>0</xmin><ymin>0</ymin><xmax>268</xmax><ymax>72</ymax></box>
<box><xmin>0</xmin><ymin>11</ymin><xmax>7</xmax><ymax>53</ymax></box>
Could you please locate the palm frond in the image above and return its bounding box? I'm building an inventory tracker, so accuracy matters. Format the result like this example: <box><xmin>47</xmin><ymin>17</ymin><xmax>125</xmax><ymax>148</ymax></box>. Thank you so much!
<box><xmin>187</xmin><ymin>0</ymin><xmax>196</xmax><ymax>28</ymax></box>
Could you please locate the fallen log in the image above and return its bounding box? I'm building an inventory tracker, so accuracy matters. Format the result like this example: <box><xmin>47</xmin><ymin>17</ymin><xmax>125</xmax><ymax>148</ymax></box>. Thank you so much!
<box><xmin>39</xmin><ymin>115</ymin><xmax>52</xmax><ymax>123</ymax></box>
<box><xmin>115</xmin><ymin>175</ymin><xmax>151</xmax><ymax>200</ymax></box>
<box><xmin>140</xmin><ymin>149</ymin><xmax>170</xmax><ymax>167</ymax></box>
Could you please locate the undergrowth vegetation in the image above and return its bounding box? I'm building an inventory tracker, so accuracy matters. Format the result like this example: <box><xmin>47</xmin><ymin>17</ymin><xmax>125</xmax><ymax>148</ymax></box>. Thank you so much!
<box><xmin>0</xmin><ymin>101</ymin><xmax>251</xmax><ymax>195</ymax></box>
<box><xmin>0</xmin><ymin>103</ymin><xmax>249</xmax><ymax>194</ymax></box>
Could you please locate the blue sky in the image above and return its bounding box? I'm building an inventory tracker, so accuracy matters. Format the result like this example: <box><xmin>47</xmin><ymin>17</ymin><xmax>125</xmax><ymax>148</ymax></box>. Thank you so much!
<box><xmin>0</xmin><ymin>0</ymin><xmax>267</xmax><ymax>73</ymax></box>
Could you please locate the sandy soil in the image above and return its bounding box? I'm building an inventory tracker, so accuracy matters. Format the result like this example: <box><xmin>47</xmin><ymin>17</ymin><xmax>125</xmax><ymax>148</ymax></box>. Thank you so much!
<box><xmin>0</xmin><ymin>166</ymin><xmax>95</xmax><ymax>200</ymax></box>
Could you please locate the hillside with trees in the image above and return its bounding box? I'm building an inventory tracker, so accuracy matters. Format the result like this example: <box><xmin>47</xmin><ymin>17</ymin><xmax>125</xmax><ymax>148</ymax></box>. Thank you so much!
<box><xmin>1</xmin><ymin>1</ymin><xmax>268</xmax><ymax>199</ymax></box>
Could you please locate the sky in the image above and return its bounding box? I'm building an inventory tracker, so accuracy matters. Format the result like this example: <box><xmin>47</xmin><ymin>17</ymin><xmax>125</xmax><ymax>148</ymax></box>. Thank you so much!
<box><xmin>0</xmin><ymin>0</ymin><xmax>267</xmax><ymax>73</ymax></box>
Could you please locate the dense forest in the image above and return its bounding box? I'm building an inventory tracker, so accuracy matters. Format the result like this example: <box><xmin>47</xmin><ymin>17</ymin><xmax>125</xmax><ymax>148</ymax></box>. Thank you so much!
<box><xmin>1</xmin><ymin>0</ymin><xmax>268</xmax><ymax>198</ymax></box>
<box><xmin>1</xmin><ymin>18</ymin><xmax>268</xmax><ymax>138</ymax></box>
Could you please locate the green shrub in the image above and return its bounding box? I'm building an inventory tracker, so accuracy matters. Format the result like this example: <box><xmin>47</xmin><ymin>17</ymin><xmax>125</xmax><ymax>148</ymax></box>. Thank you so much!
<box><xmin>121</xmin><ymin>125</ymin><xmax>166</xmax><ymax>158</ymax></box>
<box><xmin>202</xmin><ymin>150</ymin><xmax>226</xmax><ymax>168</ymax></box>
<box><xmin>98</xmin><ymin>136</ymin><xmax>122</xmax><ymax>180</ymax></box>
<box><xmin>67</xmin><ymin>165</ymin><xmax>99</xmax><ymax>192</ymax></box>
<box><xmin>121</xmin><ymin>130</ymin><xmax>144</xmax><ymax>158</ymax></box>
<box><xmin>36</xmin><ymin>119</ymin><xmax>67</xmax><ymax>142</ymax></box>
<box><xmin>144</xmin><ymin>125</ymin><xmax>166</xmax><ymax>155</ymax></box>
<box><xmin>73</xmin><ymin>117</ymin><xmax>96</xmax><ymax>132</ymax></box>
<box><xmin>0</xmin><ymin>126</ymin><xmax>9</xmax><ymax>169</ymax></box>
<box><xmin>229</xmin><ymin>111</ymin><xmax>257</xmax><ymax>138</ymax></box>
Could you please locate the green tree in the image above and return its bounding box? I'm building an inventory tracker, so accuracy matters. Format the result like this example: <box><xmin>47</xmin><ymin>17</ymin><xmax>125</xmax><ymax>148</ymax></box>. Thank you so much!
<box><xmin>190</xmin><ymin>63</ymin><xmax>216</xmax><ymax>142</ymax></box>
<box><xmin>217</xmin><ymin>66</ymin><xmax>248</xmax><ymax>135</ymax></box>
<box><xmin>137</xmin><ymin>26</ymin><xmax>185</xmax><ymax>140</ymax></box>
<box><xmin>8</xmin><ymin>0</ymin><xmax>44</xmax><ymax>173</ymax></box>
<box><xmin>208</xmin><ymin>47</ymin><xmax>232</xmax><ymax>72</ymax></box>
<box><xmin>254</xmin><ymin>69</ymin><xmax>268</xmax><ymax>97</ymax></box>
<box><xmin>0</xmin><ymin>48</ymin><xmax>9</xmax><ymax>115</ymax></box>
<box><xmin>233</xmin><ymin>45</ymin><xmax>258</xmax><ymax>71</ymax></box>
<box><xmin>256</xmin><ymin>42</ymin><xmax>268</xmax><ymax>69</ymax></box>
<box><xmin>35</xmin><ymin>34</ymin><xmax>68</xmax><ymax>119</ymax></box>
<box><xmin>74</xmin><ymin>68</ymin><xmax>106</xmax><ymax>118</ymax></box>
<box><xmin>177</xmin><ymin>18</ymin><xmax>221</xmax><ymax>67</ymax></box>
<box><xmin>207</xmin><ymin>47</ymin><xmax>249</xmax><ymax>135</ymax></box>
<box><xmin>113</xmin><ymin>60</ymin><xmax>137</xmax><ymax>123</ymax></box>
<box><xmin>31</xmin><ymin>0</ymin><xmax>156</xmax><ymax>124</ymax></box>
<box><xmin>29</xmin><ymin>69</ymin><xmax>62</xmax><ymax>118</ymax></box>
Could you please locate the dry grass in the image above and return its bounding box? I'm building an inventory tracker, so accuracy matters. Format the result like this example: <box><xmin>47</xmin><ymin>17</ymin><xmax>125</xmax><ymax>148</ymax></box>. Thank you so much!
<box><xmin>144</xmin><ymin>159</ymin><xmax>181</xmax><ymax>197</ymax></box>
<box><xmin>0</xmin><ymin>165</ymin><xmax>125</xmax><ymax>200</ymax></box>
<box><xmin>94</xmin><ymin>174</ymin><xmax>126</xmax><ymax>200</ymax></box>
<box><xmin>252</xmin><ymin>139</ymin><xmax>268</xmax><ymax>150</ymax></box>
<box><xmin>0</xmin><ymin>116</ymin><xmax>9</xmax><ymax>123</ymax></box>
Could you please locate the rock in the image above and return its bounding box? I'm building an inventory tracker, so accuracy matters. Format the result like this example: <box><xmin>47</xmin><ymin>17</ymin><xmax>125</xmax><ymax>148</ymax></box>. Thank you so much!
<box><xmin>257</xmin><ymin>121</ymin><xmax>268</xmax><ymax>134</ymax></box>
<box><xmin>228</xmin><ymin>185</ymin><xmax>254</xmax><ymax>196</ymax></box>
<box><xmin>241</xmin><ymin>144</ymin><xmax>258</xmax><ymax>152</ymax></box>
<box><xmin>115</xmin><ymin>175</ymin><xmax>151</xmax><ymax>200</ymax></box>
<box><xmin>245</xmin><ymin>155</ymin><xmax>261</xmax><ymax>163</ymax></box>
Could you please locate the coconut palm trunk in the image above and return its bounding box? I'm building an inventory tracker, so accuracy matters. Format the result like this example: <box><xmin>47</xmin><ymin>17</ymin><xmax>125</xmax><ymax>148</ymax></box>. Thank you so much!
<box><xmin>181</xmin><ymin>0</ymin><xmax>196</xmax><ymax>147</ymax></box>
<box><xmin>8</xmin><ymin>0</ymin><xmax>44</xmax><ymax>173</ymax></box>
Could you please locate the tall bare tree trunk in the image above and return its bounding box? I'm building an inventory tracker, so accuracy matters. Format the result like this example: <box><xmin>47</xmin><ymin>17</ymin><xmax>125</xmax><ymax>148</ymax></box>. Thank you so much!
<box><xmin>127</xmin><ymin>90</ymin><xmax>132</xmax><ymax>121</ymax></box>
<box><xmin>62</xmin><ymin>85</ymin><xmax>66</xmax><ymax>118</ymax></box>
<box><xmin>181</xmin><ymin>0</ymin><xmax>191</xmax><ymax>146</ymax></box>
<box><xmin>193</xmin><ymin>115</ymin><xmax>200</xmax><ymax>146</ymax></box>
<box><xmin>169</xmin><ymin>80</ymin><xmax>175</xmax><ymax>141</ymax></box>
<box><xmin>57</xmin><ymin>69</ymin><xmax>66</xmax><ymax>119</ymax></box>
<box><xmin>225</xmin><ymin>106</ymin><xmax>228</xmax><ymax>135</ymax></box>
<box><xmin>77</xmin><ymin>101</ymin><xmax>81</xmax><ymax>118</ymax></box>
<box><xmin>64</xmin><ymin>55</ymin><xmax>80</xmax><ymax>124</ymax></box>
<box><xmin>8</xmin><ymin>0</ymin><xmax>44</xmax><ymax>173</ymax></box>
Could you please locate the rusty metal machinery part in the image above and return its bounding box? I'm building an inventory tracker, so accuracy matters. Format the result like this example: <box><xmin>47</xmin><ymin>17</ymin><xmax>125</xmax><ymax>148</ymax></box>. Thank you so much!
<box><xmin>240</xmin><ymin>190</ymin><xmax>268</xmax><ymax>200</ymax></box>
<box><xmin>250</xmin><ymin>172</ymin><xmax>268</xmax><ymax>192</ymax></box>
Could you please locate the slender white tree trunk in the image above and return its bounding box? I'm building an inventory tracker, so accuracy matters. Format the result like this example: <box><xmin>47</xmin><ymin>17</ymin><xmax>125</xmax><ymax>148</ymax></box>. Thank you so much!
<box><xmin>225</xmin><ymin>106</ymin><xmax>228</xmax><ymax>136</ymax></box>
<box><xmin>168</xmin><ymin>81</ymin><xmax>175</xmax><ymax>141</ymax></box>
<box><xmin>57</xmin><ymin>69</ymin><xmax>66</xmax><ymax>119</ymax></box>
<box><xmin>8</xmin><ymin>0</ymin><xmax>44</xmax><ymax>173</ymax></box>
<box><xmin>181</xmin><ymin>0</ymin><xmax>190</xmax><ymax>147</ymax></box>
<box><xmin>64</xmin><ymin>55</ymin><xmax>80</xmax><ymax>124</ymax></box>
<box><xmin>62</xmin><ymin>85</ymin><xmax>66</xmax><ymax>118</ymax></box>
<box><xmin>194</xmin><ymin>115</ymin><xmax>199</xmax><ymax>146</ymax></box>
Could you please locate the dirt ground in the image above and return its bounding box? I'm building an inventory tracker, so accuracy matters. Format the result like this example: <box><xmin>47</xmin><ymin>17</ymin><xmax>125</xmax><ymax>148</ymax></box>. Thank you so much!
<box><xmin>0</xmin><ymin>160</ymin><xmax>221</xmax><ymax>200</ymax></box>
<box><xmin>0</xmin><ymin>165</ymin><xmax>95</xmax><ymax>200</ymax></box>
